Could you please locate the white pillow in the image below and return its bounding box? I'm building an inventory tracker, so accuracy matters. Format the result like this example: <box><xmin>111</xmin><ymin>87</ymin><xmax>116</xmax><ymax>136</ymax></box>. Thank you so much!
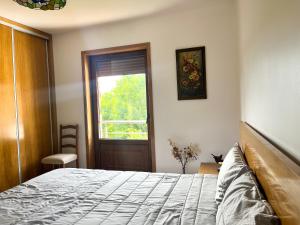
<box><xmin>216</xmin><ymin>170</ymin><xmax>280</xmax><ymax>225</ymax></box>
<box><xmin>215</xmin><ymin>144</ymin><xmax>248</xmax><ymax>205</ymax></box>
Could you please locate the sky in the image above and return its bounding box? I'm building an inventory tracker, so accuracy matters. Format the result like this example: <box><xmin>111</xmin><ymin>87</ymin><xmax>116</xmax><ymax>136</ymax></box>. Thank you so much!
<box><xmin>97</xmin><ymin>73</ymin><xmax>145</xmax><ymax>94</ymax></box>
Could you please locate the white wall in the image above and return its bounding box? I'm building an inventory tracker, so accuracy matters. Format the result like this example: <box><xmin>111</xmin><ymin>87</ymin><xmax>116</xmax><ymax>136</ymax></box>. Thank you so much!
<box><xmin>53</xmin><ymin>0</ymin><xmax>240</xmax><ymax>173</ymax></box>
<box><xmin>238</xmin><ymin>0</ymin><xmax>300</xmax><ymax>161</ymax></box>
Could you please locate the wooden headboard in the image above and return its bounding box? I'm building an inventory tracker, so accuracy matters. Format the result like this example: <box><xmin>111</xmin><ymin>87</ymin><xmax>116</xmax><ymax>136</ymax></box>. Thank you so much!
<box><xmin>240</xmin><ymin>122</ymin><xmax>300</xmax><ymax>225</ymax></box>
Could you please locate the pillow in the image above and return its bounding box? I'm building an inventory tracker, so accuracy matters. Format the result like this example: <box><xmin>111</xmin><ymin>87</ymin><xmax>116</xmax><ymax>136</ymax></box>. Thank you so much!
<box><xmin>216</xmin><ymin>170</ymin><xmax>280</xmax><ymax>225</ymax></box>
<box><xmin>215</xmin><ymin>144</ymin><xmax>248</xmax><ymax>205</ymax></box>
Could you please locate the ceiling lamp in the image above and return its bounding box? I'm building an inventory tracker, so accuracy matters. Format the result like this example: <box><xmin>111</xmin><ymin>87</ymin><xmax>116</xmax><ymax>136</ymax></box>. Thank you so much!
<box><xmin>13</xmin><ymin>0</ymin><xmax>67</xmax><ymax>10</ymax></box>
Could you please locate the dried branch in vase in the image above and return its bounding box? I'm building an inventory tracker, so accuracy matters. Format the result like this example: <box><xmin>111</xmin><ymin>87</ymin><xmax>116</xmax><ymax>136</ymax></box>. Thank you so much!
<box><xmin>168</xmin><ymin>139</ymin><xmax>199</xmax><ymax>174</ymax></box>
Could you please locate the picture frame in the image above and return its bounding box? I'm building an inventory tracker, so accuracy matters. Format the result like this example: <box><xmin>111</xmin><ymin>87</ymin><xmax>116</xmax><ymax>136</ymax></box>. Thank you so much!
<box><xmin>176</xmin><ymin>47</ymin><xmax>207</xmax><ymax>100</ymax></box>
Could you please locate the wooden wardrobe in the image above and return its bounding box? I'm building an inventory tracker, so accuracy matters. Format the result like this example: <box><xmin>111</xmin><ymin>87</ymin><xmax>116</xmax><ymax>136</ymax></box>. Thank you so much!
<box><xmin>0</xmin><ymin>17</ymin><xmax>57</xmax><ymax>191</ymax></box>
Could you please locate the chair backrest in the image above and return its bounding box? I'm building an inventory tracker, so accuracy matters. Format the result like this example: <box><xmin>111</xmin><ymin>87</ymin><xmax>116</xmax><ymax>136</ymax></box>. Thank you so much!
<box><xmin>59</xmin><ymin>124</ymin><xmax>79</xmax><ymax>155</ymax></box>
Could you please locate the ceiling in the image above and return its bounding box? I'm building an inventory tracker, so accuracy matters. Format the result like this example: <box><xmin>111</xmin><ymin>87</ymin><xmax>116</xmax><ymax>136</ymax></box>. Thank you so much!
<box><xmin>0</xmin><ymin>0</ymin><xmax>184</xmax><ymax>34</ymax></box>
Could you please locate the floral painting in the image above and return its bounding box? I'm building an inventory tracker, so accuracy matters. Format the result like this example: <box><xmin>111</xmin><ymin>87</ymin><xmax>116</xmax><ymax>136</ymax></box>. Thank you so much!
<box><xmin>176</xmin><ymin>47</ymin><xmax>207</xmax><ymax>100</ymax></box>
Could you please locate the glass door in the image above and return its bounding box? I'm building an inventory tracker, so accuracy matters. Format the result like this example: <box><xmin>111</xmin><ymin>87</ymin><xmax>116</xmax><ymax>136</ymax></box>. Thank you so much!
<box><xmin>89</xmin><ymin>48</ymin><xmax>153</xmax><ymax>172</ymax></box>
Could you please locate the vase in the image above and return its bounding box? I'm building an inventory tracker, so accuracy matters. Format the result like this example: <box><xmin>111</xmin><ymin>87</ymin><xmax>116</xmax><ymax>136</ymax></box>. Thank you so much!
<box><xmin>182</xmin><ymin>166</ymin><xmax>186</xmax><ymax>174</ymax></box>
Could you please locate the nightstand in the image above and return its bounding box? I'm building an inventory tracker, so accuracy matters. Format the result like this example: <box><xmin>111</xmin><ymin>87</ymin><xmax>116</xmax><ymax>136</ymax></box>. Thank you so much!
<box><xmin>198</xmin><ymin>163</ymin><xmax>220</xmax><ymax>175</ymax></box>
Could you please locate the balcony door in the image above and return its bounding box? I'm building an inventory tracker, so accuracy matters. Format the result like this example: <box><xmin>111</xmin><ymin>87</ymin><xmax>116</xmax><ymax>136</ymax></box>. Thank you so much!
<box><xmin>83</xmin><ymin>43</ymin><xmax>155</xmax><ymax>172</ymax></box>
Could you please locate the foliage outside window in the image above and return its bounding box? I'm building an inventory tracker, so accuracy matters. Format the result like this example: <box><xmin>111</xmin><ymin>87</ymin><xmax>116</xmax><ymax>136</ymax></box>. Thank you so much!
<box><xmin>98</xmin><ymin>74</ymin><xmax>148</xmax><ymax>140</ymax></box>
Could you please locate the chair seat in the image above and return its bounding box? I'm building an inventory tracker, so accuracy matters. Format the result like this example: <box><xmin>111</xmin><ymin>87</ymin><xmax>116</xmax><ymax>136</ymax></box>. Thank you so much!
<box><xmin>41</xmin><ymin>153</ymin><xmax>77</xmax><ymax>165</ymax></box>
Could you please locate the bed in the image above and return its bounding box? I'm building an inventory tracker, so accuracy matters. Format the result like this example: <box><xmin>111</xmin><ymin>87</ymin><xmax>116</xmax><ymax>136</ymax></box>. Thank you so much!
<box><xmin>1</xmin><ymin>122</ymin><xmax>299</xmax><ymax>225</ymax></box>
<box><xmin>0</xmin><ymin>170</ymin><xmax>218</xmax><ymax>225</ymax></box>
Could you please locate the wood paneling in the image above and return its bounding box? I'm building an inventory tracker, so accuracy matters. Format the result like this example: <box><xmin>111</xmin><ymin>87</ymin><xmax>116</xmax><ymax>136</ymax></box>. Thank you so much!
<box><xmin>240</xmin><ymin>122</ymin><xmax>300</xmax><ymax>225</ymax></box>
<box><xmin>144</xmin><ymin>43</ymin><xmax>156</xmax><ymax>172</ymax></box>
<box><xmin>0</xmin><ymin>17</ymin><xmax>57</xmax><ymax>190</ymax></box>
<box><xmin>198</xmin><ymin>163</ymin><xmax>219</xmax><ymax>175</ymax></box>
<box><xmin>14</xmin><ymin>31</ymin><xmax>52</xmax><ymax>182</ymax></box>
<box><xmin>81</xmin><ymin>53</ymin><xmax>95</xmax><ymax>169</ymax></box>
<box><xmin>98</xmin><ymin>141</ymin><xmax>150</xmax><ymax>171</ymax></box>
<box><xmin>47</xmin><ymin>36</ymin><xmax>58</xmax><ymax>154</ymax></box>
<box><xmin>0</xmin><ymin>24</ymin><xmax>20</xmax><ymax>191</ymax></box>
<box><xmin>0</xmin><ymin>16</ymin><xmax>51</xmax><ymax>40</ymax></box>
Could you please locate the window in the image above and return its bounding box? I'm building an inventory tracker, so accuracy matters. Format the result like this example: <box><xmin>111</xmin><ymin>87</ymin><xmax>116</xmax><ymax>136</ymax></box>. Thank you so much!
<box><xmin>95</xmin><ymin>50</ymin><xmax>148</xmax><ymax>140</ymax></box>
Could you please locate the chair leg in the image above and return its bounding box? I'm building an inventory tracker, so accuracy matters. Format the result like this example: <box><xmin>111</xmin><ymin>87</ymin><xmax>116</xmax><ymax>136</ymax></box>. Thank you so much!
<box><xmin>76</xmin><ymin>159</ymin><xmax>79</xmax><ymax>168</ymax></box>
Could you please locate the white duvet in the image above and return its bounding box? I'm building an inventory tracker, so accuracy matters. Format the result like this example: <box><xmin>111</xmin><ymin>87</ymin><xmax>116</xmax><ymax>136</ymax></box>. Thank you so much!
<box><xmin>0</xmin><ymin>169</ymin><xmax>217</xmax><ymax>225</ymax></box>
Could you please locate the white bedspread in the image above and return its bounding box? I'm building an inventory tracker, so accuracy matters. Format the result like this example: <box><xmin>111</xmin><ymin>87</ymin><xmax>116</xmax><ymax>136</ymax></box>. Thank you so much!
<box><xmin>0</xmin><ymin>169</ymin><xmax>217</xmax><ymax>225</ymax></box>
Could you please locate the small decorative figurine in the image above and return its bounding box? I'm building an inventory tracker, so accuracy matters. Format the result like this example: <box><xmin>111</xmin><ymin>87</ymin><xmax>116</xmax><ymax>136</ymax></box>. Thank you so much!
<box><xmin>211</xmin><ymin>154</ymin><xmax>223</xmax><ymax>164</ymax></box>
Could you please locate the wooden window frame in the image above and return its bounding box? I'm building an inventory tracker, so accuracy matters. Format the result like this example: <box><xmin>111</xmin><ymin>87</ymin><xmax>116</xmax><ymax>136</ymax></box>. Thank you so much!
<box><xmin>81</xmin><ymin>43</ymin><xmax>156</xmax><ymax>171</ymax></box>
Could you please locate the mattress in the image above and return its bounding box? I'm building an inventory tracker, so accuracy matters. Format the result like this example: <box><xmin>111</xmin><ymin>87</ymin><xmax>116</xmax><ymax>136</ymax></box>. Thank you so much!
<box><xmin>0</xmin><ymin>169</ymin><xmax>218</xmax><ymax>225</ymax></box>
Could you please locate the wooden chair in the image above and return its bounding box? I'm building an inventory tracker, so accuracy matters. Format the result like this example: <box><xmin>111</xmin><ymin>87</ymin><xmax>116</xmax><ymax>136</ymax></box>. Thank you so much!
<box><xmin>42</xmin><ymin>125</ymin><xmax>79</xmax><ymax>168</ymax></box>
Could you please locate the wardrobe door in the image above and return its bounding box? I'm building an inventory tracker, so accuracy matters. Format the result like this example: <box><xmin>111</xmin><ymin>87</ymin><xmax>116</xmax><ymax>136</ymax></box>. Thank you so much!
<box><xmin>0</xmin><ymin>24</ymin><xmax>20</xmax><ymax>191</ymax></box>
<box><xmin>14</xmin><ymin>30</ymin><xmax>52</xmax><ymax>182</ymax></box>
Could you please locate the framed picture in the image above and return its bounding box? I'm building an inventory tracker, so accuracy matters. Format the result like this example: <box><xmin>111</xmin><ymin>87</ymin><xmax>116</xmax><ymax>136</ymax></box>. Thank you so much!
<box><xmin>176</xmin><ymin>47</ymin><xmax>207</xmax><ymax>100</ymax></box>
